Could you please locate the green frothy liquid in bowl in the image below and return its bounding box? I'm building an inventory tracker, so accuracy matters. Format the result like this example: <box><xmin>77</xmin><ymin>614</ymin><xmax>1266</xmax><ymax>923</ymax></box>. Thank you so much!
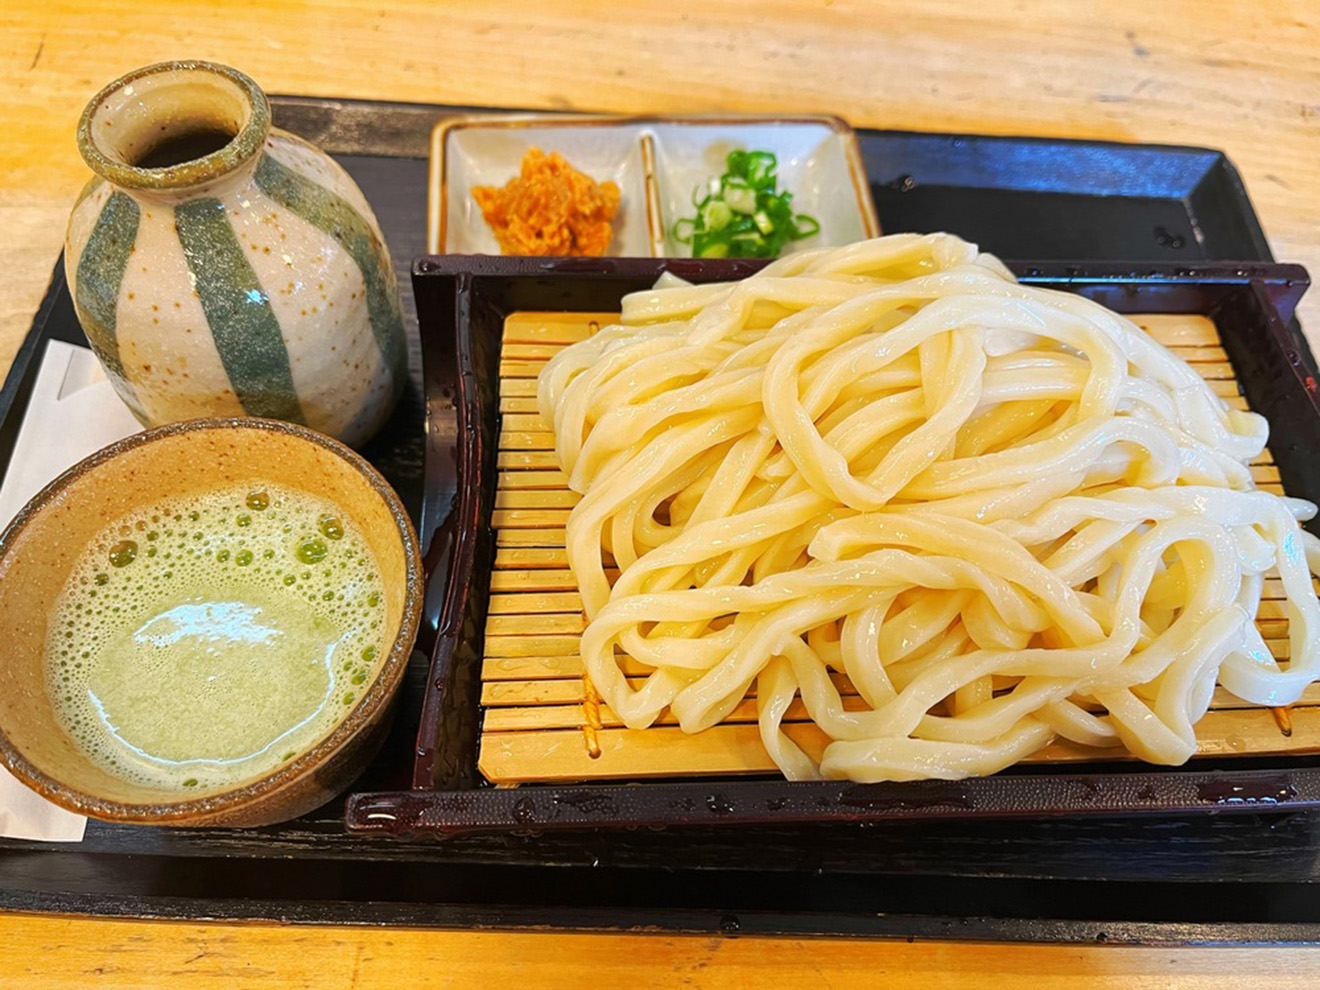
<box><xmin>45</xmin><ymin>484</ymin><xmax>387</xmax><ymax>793</ymax></box>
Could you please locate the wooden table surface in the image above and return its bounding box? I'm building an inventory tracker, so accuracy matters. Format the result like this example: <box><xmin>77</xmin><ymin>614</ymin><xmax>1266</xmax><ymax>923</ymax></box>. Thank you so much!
<box><xmin>2</xmin><ymin>0</ymin><xmax>1319</xmax><ymax>984</ymax></box>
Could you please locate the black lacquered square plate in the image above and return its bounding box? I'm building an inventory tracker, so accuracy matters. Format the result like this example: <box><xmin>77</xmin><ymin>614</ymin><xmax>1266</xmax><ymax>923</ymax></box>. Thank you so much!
<box><xmin>346</xmin><ymin>255</ymin><xmax>1320</xmax><ymax>837</ymax></box>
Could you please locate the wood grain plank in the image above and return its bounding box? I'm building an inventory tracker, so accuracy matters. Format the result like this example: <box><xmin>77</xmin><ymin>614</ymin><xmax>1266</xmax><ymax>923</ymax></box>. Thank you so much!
<box><xmin>498</xmin><ymin>469</ymin><xmax>571</xmax><ymax>489</ymax></box>
<box><xmin>480</xmin><ymin>670</ymin><xmax>1320</xmax><ymax>713</ymax></box>
<box><xmin>1132</xmin><ymin>316</ymin><xmax>1221</xmax><ymax>346</ymax></box>
<box><xmin>8</xmin><ymin>913</ymin><xmax>1320</xmax><ymax>990</ymax></box>
<box><xmin>493</xmin><ymin>343</ymin><xmax>1239</xmax><ymax>365</ymax></box>
<box><xmin>479</xmin><ymin>707</ymin><xmax>1320</xmax><ymax>784</ymax></box>
<box><xmin>1168</xmin><ymin>345</ymin><xmax>1229</xmax><ymax>362</ymax></box>
<box><xmin>500</xmin><ymin>395</ymin><xmax>543</xmax><ymax>414</ymax></box>
<box><xmin>502</xmin><ymin>311</ymin><xmax>615</xmax><ymax>345</ymax></box>
<box><xmin>499</xmin><ymin>379</ymin><xmax>539</xmax><ymax>398</ymax></box>
<box><xmin>482</xmin><ymin>681</ymin><xmax>1320</xmax><ymax>732</ymax></box>
<box><xmin>1188</xmin><ymin>361</ymin><xmax>1236</xmax><ymax>380</ymax></box>
<box><xmin>1209</xmin><ymin>379</ymin><xmax>1243</xmax><ymax>397</ymax></box>
<box><xmin>486</xmin><ymin>567</ymin><xmax>1310</xmax><ymax>601</ymax></box>
<box><xmin>483</xmin><ymin>670</ymin><xmax>855</xmax><ymax>707</ymax></box>
<box><xmin>492</xmin><ymin>448</ymin><xmax>1273</xmax><ymax>475</ymax></box>
<box><xmin>501</xmin><ymin>412</ymin><xmax>553</xmax><ymax>432</ymax></box>
<box><xmin>498</xmin><ymin>431</ymin><xmax>556</xmax><ymax>451</ymax></box>
<box><xmin>500</xmin><ymin>360</ymin><xmax>552</xmax><ymax>379</ymax></box>
<box><xmin>490</xmin><ymin>508</ymin><xmax>573</xmax><ymax>529</ymax></box>
<box><xmin>489</xmin><ymin>569</ymin><xmax>581</xmax><ymax>592</ymax></box>
<box><xmin>480</xmin><ymin>638</ymin><xmax>1299</xmax><ymax>684</ymax></box>
<box><xmin>497</xmin><ymin>449</ymin><xmax>563</xmax><ymax>470</ymax></box>
<box><xmin>484</xmin><ymin>634</ymin><xmax>583</xmax><ymax>658</ymax></box>
<box><xmin>493</xmin><ymin>438</ymin><xmax>1275</xmax><ymax>469</ymax></box>
<box><xmin>482</xmin><ymin>652</ymin><xmax>655</xmax><ymax>681</ymax></box>
<box><xmin>495</xmin><ymin>530</ymin><xmax>568</xmax><ymax>550</ymax></box>
<box><xmin>486</xmin><ymin>612</ymin><xmax>585</xmax><ymax>636</ymax></box>
<box><xmin>494</xmin><ymin>489</ymin><xmax>580</xmax><ymax>509</ymax></box>
<box><xmin>489</xmin><ymin>591</ymin><xmax>584</xmax><ymax>614</ymax></box>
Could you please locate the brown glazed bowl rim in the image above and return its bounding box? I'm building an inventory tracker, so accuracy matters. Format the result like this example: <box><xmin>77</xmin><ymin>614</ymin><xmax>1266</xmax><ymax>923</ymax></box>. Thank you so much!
<box><xmin>0</xmin><ymin>417</ymin><xmax>423</xmax><ymax>824</ymax></box>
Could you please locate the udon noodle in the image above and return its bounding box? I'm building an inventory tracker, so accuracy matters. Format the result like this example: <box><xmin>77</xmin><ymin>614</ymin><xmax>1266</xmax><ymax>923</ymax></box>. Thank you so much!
<box><xmin>537</xmin><ymin>233</ymin><xmax>1320</xmax><ymax>781</ymax></box>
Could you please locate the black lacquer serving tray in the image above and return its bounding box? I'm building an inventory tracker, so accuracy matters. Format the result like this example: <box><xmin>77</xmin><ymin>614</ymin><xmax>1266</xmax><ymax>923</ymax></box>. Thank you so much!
<box><xmin>6</xmin><ymin>96</ymin><xmax>1320</xmax><ymax>943</ymax></box>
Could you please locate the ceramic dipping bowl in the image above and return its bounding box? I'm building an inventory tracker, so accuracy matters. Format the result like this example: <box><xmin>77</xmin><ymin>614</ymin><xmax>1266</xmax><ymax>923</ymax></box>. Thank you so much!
<box><xmin>0</xmin><ymin>418</ymin><xmax>422</xmax><ymax>826</ymax></box>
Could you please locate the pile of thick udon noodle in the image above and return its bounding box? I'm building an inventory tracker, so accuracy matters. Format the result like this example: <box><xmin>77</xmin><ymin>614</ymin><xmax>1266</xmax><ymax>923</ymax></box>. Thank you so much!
<box><xmin>536</xmin><ymin>233</ymin><xmax>1320</xmax><ymax>782</ymax></box>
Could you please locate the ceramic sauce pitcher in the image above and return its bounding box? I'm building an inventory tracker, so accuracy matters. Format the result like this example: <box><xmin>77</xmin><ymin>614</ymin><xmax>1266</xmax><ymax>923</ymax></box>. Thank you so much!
<box><xmin>65</xmin><ymin>61</ymin><xmax>407</xmax><ymax>448</ymax></box>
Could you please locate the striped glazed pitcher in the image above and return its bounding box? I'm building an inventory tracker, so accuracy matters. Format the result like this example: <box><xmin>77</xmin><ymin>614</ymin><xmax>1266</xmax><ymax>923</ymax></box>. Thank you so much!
<box><xmin>65</xmin><ymin>61</ymin><xmax>407</xmax><ymax>448</ymax></box>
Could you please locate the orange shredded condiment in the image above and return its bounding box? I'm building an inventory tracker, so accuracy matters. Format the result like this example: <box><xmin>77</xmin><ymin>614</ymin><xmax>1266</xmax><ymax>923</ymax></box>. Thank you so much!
<box><xmin>471</xmin><ymin>148</ymin><xmax>621</xmax><ymax>256</ymax></box>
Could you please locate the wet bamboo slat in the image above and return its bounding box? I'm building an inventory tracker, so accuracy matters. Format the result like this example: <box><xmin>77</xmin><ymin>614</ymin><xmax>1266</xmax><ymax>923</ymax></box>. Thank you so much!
<box><xmin>478</xmin><ymin>311</ymin><xmax>1317</xmax><ymax>784</ymax></box>
<box><xmin>480</xmin><ymin>708</ymin><xmax>1320</xmax><ymax>784</ymax></box>
<box><xmin>480</xmin><ymin>671</ymin><xmax>1320</xmax><ymax>713</ymax></box>
<box><xmin>481</xmin><ymin>680</ymin><xmax>1320</xmax><ymax>733</ymax></box>
<box><xmin>482</xmin><ymin>577</ymin><xmax>1313</xmax><ymax>621</ymax></box>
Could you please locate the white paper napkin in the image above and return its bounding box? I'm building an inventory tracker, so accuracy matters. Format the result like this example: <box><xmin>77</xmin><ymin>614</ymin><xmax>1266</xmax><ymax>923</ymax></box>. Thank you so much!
<box><xmin>0</xmin><ymin>340</ymin><xmax>142</xmax><ymax>841</ymax></box>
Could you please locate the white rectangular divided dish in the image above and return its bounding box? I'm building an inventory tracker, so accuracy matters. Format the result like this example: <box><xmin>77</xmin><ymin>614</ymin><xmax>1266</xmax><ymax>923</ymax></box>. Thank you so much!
<box><xmin>428</xmin><ymin>114</ymin><xmax>879</xmax><ymax>257</ymax></box>
<box><xmin>648</xmin><ymin>119</ymin><xmax>877</xmax><ymax>256</ymax></box>
<box><xmin>431</xmin><ymin>116</ymin><xmax>653</xmax><ymax>257</ymax></box>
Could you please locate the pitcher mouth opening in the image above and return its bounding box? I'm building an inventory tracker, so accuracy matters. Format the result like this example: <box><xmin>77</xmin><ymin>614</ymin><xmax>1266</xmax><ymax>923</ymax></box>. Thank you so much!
<box><xmin>77</xmin><ymin>60</ymin><xmax>271</xmax><ymax>192</ymax></box>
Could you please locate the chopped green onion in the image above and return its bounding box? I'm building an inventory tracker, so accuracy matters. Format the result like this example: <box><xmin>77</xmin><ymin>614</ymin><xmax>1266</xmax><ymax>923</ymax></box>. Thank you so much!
<box><xmin>702</xmin><ymin>200</ymin><xmax>733</xmax><ymax>231</ymax></box>
<box><xmin>745</xmin><ymin>151</ymin><xmax>776</xmax><ymax>186</ymax></box>
<box><xmin>724</xmin><ymin>184</ymin><xmax>756</xmax><ymax>215</ymax></box>
<box><xmin>671</xmin><ymin>150</ymin><xmax>820</xmax><ymax>259</ymax></box>
<box><xmin>794</xmin><ymin>214</ymin><xmax>821</xmax><ymax>238</ymax></box>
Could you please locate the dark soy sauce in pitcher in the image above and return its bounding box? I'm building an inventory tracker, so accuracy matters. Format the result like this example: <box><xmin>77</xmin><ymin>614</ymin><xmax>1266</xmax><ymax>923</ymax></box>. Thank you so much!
<box><xmin>134</xmin><ymin>128</ymin><xmax>236</xmax><ymax>169</ymax></box>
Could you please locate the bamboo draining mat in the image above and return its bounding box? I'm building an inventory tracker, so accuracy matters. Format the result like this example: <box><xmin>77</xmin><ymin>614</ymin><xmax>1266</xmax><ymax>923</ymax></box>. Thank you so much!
<box><xmin>481</xmin><ymin>311</ymin><xmax>1316</xmax><ymax>784</ymax></box>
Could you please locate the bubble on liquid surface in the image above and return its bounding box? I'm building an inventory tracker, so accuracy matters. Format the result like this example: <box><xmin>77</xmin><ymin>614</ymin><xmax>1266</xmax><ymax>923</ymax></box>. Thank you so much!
<box><xmin>44</xmin><ymin>483</ymin><xmax>389</xmax><ymax>793</ymax></box>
